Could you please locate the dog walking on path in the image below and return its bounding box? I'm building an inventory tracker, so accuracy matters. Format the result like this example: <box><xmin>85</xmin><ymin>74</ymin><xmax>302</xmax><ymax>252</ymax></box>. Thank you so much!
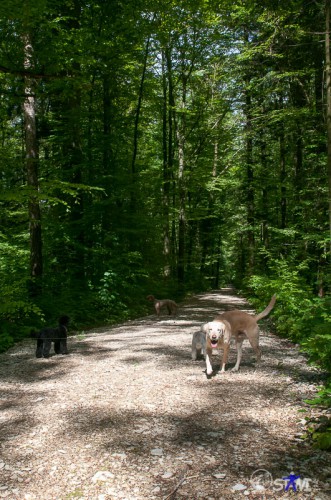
<box><xmin>201</xmin><ymin>295</ymin><xmax>276</xmax><ymax>376</ymax></box>
<box><xmin>33</xmin><ymin>315</ymin><xmax>70</xmax><ymax>358</ymax></box>
<box><xmin>147</xmin><ymin>295</ymin><xmax>178</xmax><ymax>317</ymax></box>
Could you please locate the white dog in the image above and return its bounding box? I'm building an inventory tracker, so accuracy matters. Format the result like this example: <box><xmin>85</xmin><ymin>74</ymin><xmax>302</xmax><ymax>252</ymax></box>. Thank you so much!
<box><xmin>201</xmin><ymin>319</ymin><xmax>232</xmax><ymax>376</ymax></box>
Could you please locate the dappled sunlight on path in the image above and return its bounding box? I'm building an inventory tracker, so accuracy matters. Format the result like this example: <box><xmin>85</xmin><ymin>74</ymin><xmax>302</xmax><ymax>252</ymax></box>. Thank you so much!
<box><xmin>0</xmin><ymin>288</ymin><xmax>329</xmax><ymax>499</ymax></box>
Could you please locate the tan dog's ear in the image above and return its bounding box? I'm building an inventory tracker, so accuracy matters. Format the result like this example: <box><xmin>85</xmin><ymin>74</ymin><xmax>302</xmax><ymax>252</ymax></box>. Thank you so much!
<box><xmin>223</xmin><ymin>319</ymin><xmax>232</xmax><ymax>343</ymax></box>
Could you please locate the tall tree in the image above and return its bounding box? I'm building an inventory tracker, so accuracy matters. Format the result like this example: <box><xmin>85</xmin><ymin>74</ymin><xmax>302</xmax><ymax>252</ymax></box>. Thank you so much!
<box><xmin>325</xmin><ymin>0</ymin><xmax>331</xmax><ymax>262</ymax></box>
<box><xmin>23</xmin><ymin>31</ymin><xmax>43</xmax><ymax>291</ymax></box>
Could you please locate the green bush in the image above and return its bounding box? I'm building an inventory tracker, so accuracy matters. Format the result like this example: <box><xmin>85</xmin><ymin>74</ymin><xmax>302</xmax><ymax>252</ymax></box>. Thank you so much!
<box><xmin>0</xmin><ymin>299</ymin><xmax>44</xmax><ymax>353</ymax></box>
<box><xmin>246</xmin><ymin>259</ymin><xmax>331</xmax><ymax>450</ymax></box>
<box><xmin>306</xmin><ymin>383</ymin><xmax>331</xmax><ymax>450</ymax></box>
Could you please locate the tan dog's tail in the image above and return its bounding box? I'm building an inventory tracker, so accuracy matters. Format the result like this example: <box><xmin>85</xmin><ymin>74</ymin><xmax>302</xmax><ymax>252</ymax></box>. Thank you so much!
<box><xmin>255</xmin><ymin>294</ymin><xmax>276</xmax><ymax>321</ymax></box>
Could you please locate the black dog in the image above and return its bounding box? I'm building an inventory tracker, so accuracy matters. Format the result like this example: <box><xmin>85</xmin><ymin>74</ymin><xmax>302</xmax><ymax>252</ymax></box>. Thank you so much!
<box><xmin>33</xmin><ymin>315</ymin><xmax>70</xmax><ymax>358</ymax></box>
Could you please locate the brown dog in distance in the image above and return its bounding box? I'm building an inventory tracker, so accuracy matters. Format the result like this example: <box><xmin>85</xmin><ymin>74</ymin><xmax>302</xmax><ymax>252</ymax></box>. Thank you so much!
<box><xmin>147</xmin><ymin>295</ymin><xmax>178</xmax><ymax>317</ymax></box>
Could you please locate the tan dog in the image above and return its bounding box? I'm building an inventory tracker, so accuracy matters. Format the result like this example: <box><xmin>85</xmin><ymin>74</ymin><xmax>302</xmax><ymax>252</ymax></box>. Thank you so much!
<box><xmin>213</xmin><ymin>294</ymin><xmax>276</xmax><ymax>372</ymax></box>
<box><xmin>202</xmin><ymin>319</ymin><xmax>232</xmax><ymax>376</ymax></box>
<box><xmin>147</xmin><ymin>295</ymin><xmax>178</xmax><ymax>317</ymax></box>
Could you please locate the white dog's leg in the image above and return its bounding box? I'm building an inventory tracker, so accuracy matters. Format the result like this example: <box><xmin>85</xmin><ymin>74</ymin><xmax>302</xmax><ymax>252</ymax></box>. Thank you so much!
<box><xmin>220</xmin><ymin>342</ymin><xmax>230</xmax><ymax>372</ymax></box>
<box><xmin>232</xmin><ymin>341</ymin><xmax>243</xmax><ymax>372</ymax></box>
<box><xmin>206</xmin><ymin>352</ymin><xmax>213</xmax><ymax>375</ymax></box>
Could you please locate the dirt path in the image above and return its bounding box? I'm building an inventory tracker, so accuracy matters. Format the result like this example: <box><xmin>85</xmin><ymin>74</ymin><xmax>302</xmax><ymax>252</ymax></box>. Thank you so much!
<box><xmin>0</xmin><ymin>288</ymin><xmax>330</xmax><ymax>500</ymax></box>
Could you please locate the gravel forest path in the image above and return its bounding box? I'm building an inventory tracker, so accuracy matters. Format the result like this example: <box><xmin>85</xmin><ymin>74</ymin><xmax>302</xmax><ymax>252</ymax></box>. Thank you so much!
<box><xmin>0</xmin><ymin>288</ymin><xmax>330</xmax><ymax>500</ymax></box>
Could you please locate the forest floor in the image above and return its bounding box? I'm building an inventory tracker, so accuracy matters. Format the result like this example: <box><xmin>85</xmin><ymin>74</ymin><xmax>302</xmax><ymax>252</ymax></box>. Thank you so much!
<box><xmin>0</xmin><ymin>288</ymin><xmax>330</xmax><ymax>500</ymax></box>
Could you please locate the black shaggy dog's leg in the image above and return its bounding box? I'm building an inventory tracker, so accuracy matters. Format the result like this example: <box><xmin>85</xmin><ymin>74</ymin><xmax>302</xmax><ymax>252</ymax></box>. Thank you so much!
<box><xmin>36</xmin><ymin>339</ymin><xmax>43</xmax><ymax>358</ymax></box>
<box><xmin>59</xmin><ymin>338</ymin><xmax>68</xmax><ymax>354</ymax></box>
<box><xmin>57</xmin><ymin>319</ymin><xmax>69</xmax><ymax>355</ymax></box>
<box><xmin>42</xmin><ymin>338</ymin><xmax>52</xmax><ymax>358</ymax></box>
<box><xmin>54</xmin><ymin>339</ymin><xmax>61</xmax><ymax>354</ymax></box>
<box><xmin>54</xmin><ymin>331</ymin><xmax>69</xmax><ymax>354</ymax></box>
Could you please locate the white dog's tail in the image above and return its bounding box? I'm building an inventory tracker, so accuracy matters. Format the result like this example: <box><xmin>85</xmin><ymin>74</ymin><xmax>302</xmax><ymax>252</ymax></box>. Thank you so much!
<box><xmin>255</xmin><ymin>294</ymin><xmax>276</xmax><ymax>321</ymax></box>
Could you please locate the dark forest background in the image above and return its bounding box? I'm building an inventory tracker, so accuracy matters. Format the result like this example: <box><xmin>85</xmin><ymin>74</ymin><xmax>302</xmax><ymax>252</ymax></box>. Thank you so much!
<box><xmin>0</xmin><ymin>1</ymin><xmax>330</xmax><ymax>421</ymax></box>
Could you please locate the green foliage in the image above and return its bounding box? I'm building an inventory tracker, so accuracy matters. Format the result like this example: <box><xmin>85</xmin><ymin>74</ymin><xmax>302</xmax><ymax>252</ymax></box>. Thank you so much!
<box><xmin>247</xmin><ymin>260</ymin><xmax>330</xmax><ymax>366</ymax></box>
<box><xmin>0</xmin><ymin>233</ymin><xmax>45</xmax><ymax>352</ymax></box>
<box><xmin>0</xmin><ymin>298</ymin><xmax>44</xmax><ymax>353</ymax></box>
<box><xmin>246</xmin><ymin>256</ymin><xmax>330</xmax><ymax>341</ymax></box>
<box><xmin>301</xmin><ymin>329</ymin><xmax>331</xmax><ymax>373</ymax></box>
<box><xmin>306</xmin><ymin>383</ymin><xmax>331</xmax><ymax>450</ymax></box>
<box><xmin>247</xmin><ymin>263</ymin><xmax>331</xmax><ymax>451</ymax></box>
<box><xmin>0</xmin><ymin>329</ymin><xmax>14</xmax><ymax>352</ymax></box>
<box><xmin>312</xmin><ymin>430</ymin><xmax>331</xmax><ymax>450</ymax></box>
<box><xmin>306</xmin><ymin>383</ymin><xmax>331</xmax><ymax>408</ymax></box>
<box><xmin>98</xmin><ymin>270</ymin><xmax>129</xmax><ymax>319</ymax></box>
<box><xmin>95</xmin><ymin>252</ymin><xmax>151</xmax><ymax>321</ymax></box>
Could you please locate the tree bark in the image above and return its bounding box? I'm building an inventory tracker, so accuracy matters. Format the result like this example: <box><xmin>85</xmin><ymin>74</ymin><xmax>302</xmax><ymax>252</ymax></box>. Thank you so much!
<box><xmin>325</xmin><ymin>0</ymin><xmax>331</xmax><ymax>260</ymax></box>
<box><xmin>166</xmin><ymin>47</ymin><xmax>177</xmax><ymax>274</ymax></box>
<box><xmin>279</xmin><ymin>122</ymin><xmax>287</xmax><ymax>230</ymax></box>
<box><xmin>23</xmin><ymin>33</ymin><xmax>43</xmax><ymax>292</ymax></box>
<box><xmin>130</xmin><ymin>32</ymin><xmax>152</xmax><ymax>217</ymax></box>
<box><xmin>176</xmin><ymin>79</ymin><xmax>187</xmax><ymax>286</ymax></box>
<box><xmin>244</xmin><ymin>81</ymin><xmax>255</xmax><ymax>273</ymax></box>
<box><xmin>162</xmin><ymin>49</ymin><xmax>171</xmax><ymax>277</ymax></box>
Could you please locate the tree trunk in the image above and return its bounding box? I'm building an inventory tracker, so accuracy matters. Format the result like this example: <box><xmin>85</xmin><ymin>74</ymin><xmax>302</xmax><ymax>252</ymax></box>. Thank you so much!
<box><xmin>130</xmin><ymin>33</ymin><xmax>151</xmax><ymax>217</ymax></box>
<box><xmin>245</xmin><ymin>82</ymin><xmax>255</xmax><ymax>273</ymax></box>
<box><xmin>279</xmin><ymin>123</ymin><xmax>287</xmax><ymax>230</ymax></box>
<box><xmin>162</xmin><ymin>49</ymin><xmax>171</xmax><ymax>277</ymax></box>
<box><xmin>260</xmin><ymin>132</ymin><xmax>269</xmax><ymax>248</ymax></box>
<box><xmin>23</xmin><ymin>33</ymin><xmax>43</xmax><ymax>294</ymax></box>
<box><xmin>176</xmin><ymin>81</ymin><xmax>187</xmax><ymax>286</ymax></box>
<box><xmin>103</xmin><ymin>74</ymin><xmax>112</xmax><ymax>175</ymax></box>
<box><xmin>164</xmin><ymin>46</ymin><xmax>179</xmax><ymax>279</ymax></box>
<box><xmin>63</xmin><ymin>0</ymin><xmax>85</xmax><ymax>285</ymax></box>
<box><xmin>214</xmin><ymin>235</ymin><xmax>221</xmax><ymax>288</ymax></box>
<box><xmin>166</xmin><ymin>48</ymin><xmax>177</xmax><ymax>274</ymax></box>
<box><xmin>325</xmin><ymin>0</ymin><xmax>331</xmax><ymax>261</ymax></box>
